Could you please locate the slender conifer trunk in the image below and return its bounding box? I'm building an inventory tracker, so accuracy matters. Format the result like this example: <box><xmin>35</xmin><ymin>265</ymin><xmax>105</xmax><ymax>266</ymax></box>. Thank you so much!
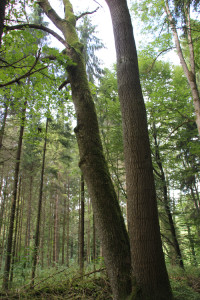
<box><xmin>31</xmin><ymin>117</ymin><xmax>48</xmax><ymax>287</ymax></box>
<box><xmin>2</xmin><ymin>101</ymin><xmax>27</xmax><ymax>290</ymax></box>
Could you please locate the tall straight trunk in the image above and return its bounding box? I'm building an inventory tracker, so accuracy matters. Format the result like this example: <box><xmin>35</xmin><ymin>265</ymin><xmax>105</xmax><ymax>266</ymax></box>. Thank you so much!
<box><xmin>153</xmin><ymin>122</ymin><xmax>184</xmax><ymax>269</ymax></box>
<box><xmin>165</xmin><ymin>0</ymin><xmax>200</xmax><ymax>135</ymax></box>
<box><xmin>92</xmin><ymin>214</ymin><xmax>96</xmax><ymax>271</ymax></box>
<box><xmin>31</xmin><ymin>117</ymin><xmax>48</xmax><ymax>286</ymax></box>
<box><xmin>2</xmin><ymin>100</ymin><xmax>27</xmax><ymax>290</ymax></box>
<box><xmin>39</xmin><ymin>2</ymin><xmax>132</xmax><ymax>298</ymax></box>
<box><xmin>187</xmin><ymin>224</ymin><xmax>198</xmax><ymax>266</ymax></box>
<box><xmin>24</xmin><ymin>176</ymin><xmax>32</xmax><ymax>267</ymax></box>
<box><xmin>87</xmin><ymin>198</ymin><xmax>91</xmax><ymax>264</ymax></box>
<box><xmin>62</xmin><ymin>184</ymin><xmax>67</xmax><ymax>265</ymax></box>
<box><xmin>0</xmin><ymin>102</ymin><xmax>8</xmax><ymax>150</ymax></box>
<box><xmin>105</xmin><ymin>0</ymin><xmax>173</xmax><ymax>299</ymax></box>
<box><xmin>79</xmin><ymin>174</ymin><xmax>85</xmax><ymax>274</ymax></box>
<box><xmin>0</xmin><ymin>177</ymin><xmax>7</xmax><ymax>234</ymax></box>
<box><xmin>0</xmin><ymin>0</ymin><xmax>7</xmax><ymax>47</ymax></box>
<box><xmin>41</xmin><ymin>195</ymin><xmax>46</xmax><ymax>268</ymax></box>
<box><xmin>66</xmin><ymin>177</ymin><xmax>70</xmax><ymax>267</ymax></box>
<box><xmin>53</xmin><ymin>191</ymin><xmax>59</xmax><ymax>265</ymax></box>
<box><xmin>10</xmin><ymin>177</ymin><xmax>22</xmax><ymax>283</ymax></box>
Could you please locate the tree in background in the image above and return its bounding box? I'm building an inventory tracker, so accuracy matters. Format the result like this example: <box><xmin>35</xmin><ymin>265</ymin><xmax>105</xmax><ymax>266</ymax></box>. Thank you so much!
<box><xmin>132</xmin><ymin>0</ymin><xmax>200</xmax><ymax>134</ymax></box>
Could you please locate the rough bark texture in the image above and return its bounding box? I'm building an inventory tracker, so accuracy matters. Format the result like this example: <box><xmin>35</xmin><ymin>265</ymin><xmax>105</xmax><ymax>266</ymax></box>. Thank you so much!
<box><xmin>38</xmin><ymin>1</ymin><xmax>132</xmax><ymax>299</ymax></box>
<box><xmin>105</xmin><ymin>0</ymin><xmax>173</xmax><ymax>299</ymax></box>
<box><xmin>0</xmin><ymin>0</ymin><xmax>6</xmax><ymax>47</ymax></box>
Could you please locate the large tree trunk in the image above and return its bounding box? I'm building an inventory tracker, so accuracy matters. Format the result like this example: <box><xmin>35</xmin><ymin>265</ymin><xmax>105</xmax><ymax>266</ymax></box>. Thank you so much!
<box><xmin>105</xmin><ymin>0</ymin><xmax>173</xmax><ymax>299</ymax></box>
<box><xmin>38</xmin><ymin>1</ymin><xmax>132</xmax><ymax>299</ymax></box>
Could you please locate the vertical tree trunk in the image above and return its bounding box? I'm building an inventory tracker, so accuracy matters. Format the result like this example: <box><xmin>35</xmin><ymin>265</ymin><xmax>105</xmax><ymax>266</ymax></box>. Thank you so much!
<box><xmin>79</xmin><ymin>174</ymin><xmax>85</xmax><ymax>274</ymax></box>
<box><xmin>31</xmin><ymin>117</ymin><xmax>48</xmax><ymax>286</ymax></box>
<box><xmin>0</xmin><ymin>0</ymin><xmax>7</xmax><ymax>47</ymax></box>
<box><xmin>87</xmin><ymin>198</ymin><xmax>91</xmax><ymax>264</ymax></box>
<box><xmin>53</xmin><ymin>191</ymin><xmax>59</xmax><ymax>266</ymax></box>
<box><xmin>2</xmin><ymin>100</ymin><xmax>27</xmax><ymax>290</ymax></box>
<box><xmin>10</xmin><ymin>177</ymin><xmax>22</xmax><ymax>283</ymax></box>
<box><xmin>187</xmin><ymin>224</ymin><xmax>198</xmax><ymax>266</ymax></box>
<box><xmin>105</xmin><ymin>0</ymin><xmax>173</xmax><ymax>298</ymax></box>
<box><xmin>62</xmin><ymin>184</ymin><xmax>67</xmax><ymax>265</ymax></box>
<box><xmin>92</xmin><ymin>214</ymin><xmax>96</xmax><ymax>271</ymax></box>
<box><xmin>0</xmin><ymin>177</ymin><xmax>7</xmax><ymax>234</ymax></box>
<box><xmin>153</xmin><ymin>122</ymin><xmax>184</xmax><ymax>269</ymax></box>
<box><xmin>0</xmin><ymin>102</ymin><xmax>8</xmax><ymax>150</ymax></box>
<box><xmin>66</xmin><ymin>177</ymin><xmax>70</xmax><ymax>267</ymax></box>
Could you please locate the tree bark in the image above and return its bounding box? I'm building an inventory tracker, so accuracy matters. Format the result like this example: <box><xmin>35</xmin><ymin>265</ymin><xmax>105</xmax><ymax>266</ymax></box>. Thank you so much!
<box><xmin>38</xmin><ymin>1</ymin><xmax>132</xmax><ymax>299</ymax></box>
<box><xmin>2</xmin><ymin>100</ymin><xmax>27</xmax><ymax>290</ymax></box>
<box><xmin>31</xmin><ymin>117</ymin><xmax>48</xmax><ymax>286</ymax></box>
<box><xmin>0</xmin><ymin>0</ymin><xmax>7</xmax><ymax>47</ymax></box>
<box><xmin>105</xmin><ymin>0</ymin><xmax>173</xmax><ymax>298</ymax></box>
<box><xmin>0</xmin><ymin>102</ymin><xmax>8</xmax><ymax>150</ymax></box>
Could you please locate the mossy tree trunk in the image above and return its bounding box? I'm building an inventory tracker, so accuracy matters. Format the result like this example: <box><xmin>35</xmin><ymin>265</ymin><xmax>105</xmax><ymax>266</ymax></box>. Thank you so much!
<box><xmin>105</xmin><ymin>0</ymin><xmax>173</xmax><ymax>299</ymax></box>
<box><xmin>38</xmin><ymin>1</ymin><xmax>132</xmax><ymax>299</ymax></box>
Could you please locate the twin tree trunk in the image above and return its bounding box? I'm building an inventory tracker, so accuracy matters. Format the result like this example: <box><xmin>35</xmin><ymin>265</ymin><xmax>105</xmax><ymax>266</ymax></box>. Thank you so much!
<box><xmin>38</xmin><ymin>1</ymin><xmax>132</xmax><ymax>299</ymax></box>
<box><xmin>39</xmin><ymin>0</ymin><xmax>172</xmax><ymax>299</ymax></box>
<box><xmin>105</xmin><ymin>0</ymin><xmax>173</xmax><ymax>298</ymax></box>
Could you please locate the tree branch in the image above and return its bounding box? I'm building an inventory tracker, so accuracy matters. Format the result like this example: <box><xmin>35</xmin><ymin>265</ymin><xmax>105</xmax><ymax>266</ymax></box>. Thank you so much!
<box><xmin>4</xmin><ymin>24</ymin><xmax>70</xmax><ymax>49</ymax></box>
<box><xmin>76</xmin><ymin>7</ymin><xmax>99</xmax><ymax>21</ymax></box>
<box><xmin>37</xmin><ymin>0</ymin><xmax>65</xmax><ymax>33</ymax></box>
<box><xmin>145</xmin><ymin>47</ymin><xmax>175</xmax><ymax>74</ymax></box>
<box><xmin>58</xmin><ymin>79</ymin><xmax>70</xmax><ymax>90</ymax></box>
<box><xmin>0</xmin><ymin>50</ymin><xmax>48</xmax><ymax>87</ymax></box>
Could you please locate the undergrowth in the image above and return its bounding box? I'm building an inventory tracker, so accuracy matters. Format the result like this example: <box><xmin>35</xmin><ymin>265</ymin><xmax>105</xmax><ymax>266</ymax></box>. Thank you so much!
<box><xmin>0</xmin><ymin>265</ymin><xmax>200</xmax><ymax>299</ymax></box>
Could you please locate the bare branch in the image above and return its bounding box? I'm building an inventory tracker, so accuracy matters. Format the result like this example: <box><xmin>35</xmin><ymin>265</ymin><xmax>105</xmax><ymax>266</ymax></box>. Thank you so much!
<box><xmin>76</xmin><ymin>7</ymin><xmax>99</xmax><ymax>21</ymax></box>
<box><xmin>58</xmin><ymin>79</ymin><xmax>70</xmax><ymax>90</ymax></box>
<box><xmin>4</xmin><ymin>24</ymin><xmax>70</xmax><ymax>49</ymax></box>
<box><xmin>144</xmin><ymin>47</ymin><xmax>175</xmax><ymax>74</ymax></box>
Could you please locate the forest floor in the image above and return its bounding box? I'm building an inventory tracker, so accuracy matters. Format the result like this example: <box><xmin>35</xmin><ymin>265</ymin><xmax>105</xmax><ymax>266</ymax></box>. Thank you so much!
<box><xmin>0</xmin><ymin>266</ymin><xmax>200</xmax><ymax>299</ymax></box>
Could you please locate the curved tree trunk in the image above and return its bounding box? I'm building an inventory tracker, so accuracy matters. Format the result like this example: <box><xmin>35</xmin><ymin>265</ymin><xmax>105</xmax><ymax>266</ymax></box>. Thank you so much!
<box><xmin>105</xmin><ymin>0</ymin><xmax>173</xmax><ymax>299</ymax></box>
<box><xmin>38</xmin><ymin>1</ymin><xmax>132</xmax><ymax>299</ymax></box>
